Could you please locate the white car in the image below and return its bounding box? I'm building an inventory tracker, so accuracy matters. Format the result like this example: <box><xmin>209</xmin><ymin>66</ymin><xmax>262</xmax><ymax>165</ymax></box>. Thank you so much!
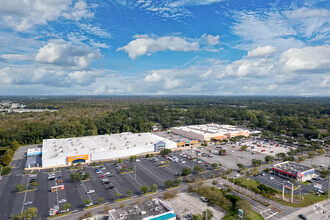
<box><xmin>24</xmin><ymin>201</ymin><xmax>33</xmax><ymax>206</ymax></box>
<box><xmin>136</xmin><ymin>159</ymin><xmax>140</xmax><ymax>162</ymax></box>
<box><xmin>58</xmin><ymin>199</ymin><xmax>66</xmax><ymax>204</ymax></box>
<box><xmin>96</xmin><ymin>171</ymin><xmax>102</xmax><ymax>174</ymax></box>
<box><xmin>87</xmin><ymin>190</ymin><xmax>95</xmax><ymax>194</ymax></box>
<box><xmin>197</xmin><ymin>161</ymin><xmax>202</xmax><ymax>164</ymax></box>
<box><xmin>181</xmin><ymin>161</ymin><xmax>186</xmax><ymax>164</ymax></box>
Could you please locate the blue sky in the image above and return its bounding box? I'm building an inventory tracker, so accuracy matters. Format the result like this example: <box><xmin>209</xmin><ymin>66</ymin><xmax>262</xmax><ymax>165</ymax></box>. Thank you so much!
<box><xmin>0</xmin><ymin>0</ymin><xmax>329</xmax><ymax>96</ymax></box>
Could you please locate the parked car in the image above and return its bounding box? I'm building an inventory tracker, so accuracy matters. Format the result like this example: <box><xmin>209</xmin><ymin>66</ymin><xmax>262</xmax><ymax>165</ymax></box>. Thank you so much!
<box><xmin>99</xmin><ymin>175</ymin><xmax>106</xmax><ymax>178</ymax></box>
<box><xmin>298</xmin><ymin>214</ymin><xmax>307</xmax><ymax>220</ymax></box>
<box><xmin>58</xmin><ymin>199</ymin><xmax>66</xmax><ymax>204</ymax></box>
<box><xmin>106</xmin><ymin>184</ymin><xmax>114</xmax><ymax>189</ymax></box>
<box><xmin>85</xmin><ymin>202</ymin><xmax>93</xmax><ymax>207</ymax></box>
<box><xmin>87</xmin><ymin>190</ymin><xmax>95</xmax><ymax>194</ymax></box>
<box><xmin>200</xmin><ymin>197</ymin><xmax>208</xmax><ymax>202</ymax></box>
<box><xmin>24</xmin><ymin>201</ymin><xmax>33</xmax><ymax>206</ymax></box>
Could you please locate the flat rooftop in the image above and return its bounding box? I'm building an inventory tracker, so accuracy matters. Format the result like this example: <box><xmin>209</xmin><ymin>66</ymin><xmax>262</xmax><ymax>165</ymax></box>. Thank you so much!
<box><xmin>273</xmin><ymin>161</ymin><xmax>313</xmax><ymax>173</ymax></box>
<box><xmin>171</xmin><ymin>123</ymin><xmax>249</xmax><ymax>136</ymax></box>
<box><xmin>153</xmin><ymin>131</ymin><xmax>197</xmax><ymax>143</ymax></box>
<box><xmin>109</xmin><ymin>198</ymin><xmax>173</xmax><ymax>220</ymax></box>
<box><xmin>42</xmin><ymin>132</ymin><xmax>176</xmax><ymax>161</ymax></box>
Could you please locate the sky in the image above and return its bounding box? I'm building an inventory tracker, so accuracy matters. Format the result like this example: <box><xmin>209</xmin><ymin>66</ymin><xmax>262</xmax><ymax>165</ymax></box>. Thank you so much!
<box><xmin>0</xmin><ymin>0</ymin><xmax>329</xmax><ymax>96</ymax></box>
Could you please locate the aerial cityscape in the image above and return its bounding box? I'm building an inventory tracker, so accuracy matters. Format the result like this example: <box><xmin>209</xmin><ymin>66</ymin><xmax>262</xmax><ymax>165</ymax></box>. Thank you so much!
<box><xmin>0</xmin><ymin>0</ymin><xmax>329</xmax><ymax>220</ymax></box>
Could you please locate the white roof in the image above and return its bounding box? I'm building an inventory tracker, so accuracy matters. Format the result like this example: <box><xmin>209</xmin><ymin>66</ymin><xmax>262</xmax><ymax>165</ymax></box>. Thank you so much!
<box><xmin>171</xmin><ymin>123</ymin><xmax>249</xmax><ymax>136</ymax></box>
<box><xmin>42</xmin><ymin>132</ymin><xmax>175</xmax><ymax>161</ymax></box>
<box><xmin>27</xmin><ymin>148</ymin><xmax>42</xmax><ymax>154</ymax></box>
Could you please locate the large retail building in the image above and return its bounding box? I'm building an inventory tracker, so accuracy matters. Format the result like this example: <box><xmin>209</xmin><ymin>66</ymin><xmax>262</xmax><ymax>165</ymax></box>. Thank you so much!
<box><xmin>42</xmin><ymin>132</ymin><xmax>176</xmax><ymax>168</ymax></box>
<box><xmin>170</xmin><ymin>123</ymin><xmax>249</xmax><ymax>142</ymax></box>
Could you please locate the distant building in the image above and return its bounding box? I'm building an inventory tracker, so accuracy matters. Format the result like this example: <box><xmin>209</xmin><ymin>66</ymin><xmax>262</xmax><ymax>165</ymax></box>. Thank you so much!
<box><xmin>271</xmin><ymin>161</ymin><xmax>315</xmax><ymax>182</ymax></box>
<box><xmin>109</xmin><ymin>198</ymin><xmax>176</xmax><ymax>220</ymax></box>
<box><xmin>170</xmin><ymin>123</ymin><xmax>250</xmax><ymax>142</ymax></box>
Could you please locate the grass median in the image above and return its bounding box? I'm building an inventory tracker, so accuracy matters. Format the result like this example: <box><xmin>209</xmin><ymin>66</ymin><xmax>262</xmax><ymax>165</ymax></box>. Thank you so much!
<box><xmin>83</xmin><ymin>203</ymin><xmax>103</xmax><ymax>210</ymax></box>
<box><xmin>114</xmin><ymin>197</ymin><xmax>132</xmax><ymax>202</ymax></box>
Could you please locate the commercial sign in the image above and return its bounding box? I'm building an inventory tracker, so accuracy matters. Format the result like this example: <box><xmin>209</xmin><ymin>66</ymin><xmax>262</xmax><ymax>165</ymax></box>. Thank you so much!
<box><xmin>67</xmin><ymin>154</ymin><xmax>89</xmax><ymax>163</ymax></box>
<box><xmin>238</xmin><ymin>209</ymin><xmax>243</xmax><ymax>218</ymax></box>
<box><xmin>284</xmin><ymin>182</ymin><xmax>292</xmax><ymax>190</ymax></box>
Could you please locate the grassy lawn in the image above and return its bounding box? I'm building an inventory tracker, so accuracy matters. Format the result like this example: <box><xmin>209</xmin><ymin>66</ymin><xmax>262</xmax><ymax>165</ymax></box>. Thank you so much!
<box><xmin>142</xmin><ymin>191</ymin><xmax>158</xmax><ymax>196</ymax></box>
<box><xmin>272</xmin><ymin>192</ymin><xmax>328</xmax><ymax>208</ymax></box>
<box><xmin>301</xmin><ymin>181</ymin><xmax>311</xmax><ymax>185</ymax></box>
<box><xmin>224</xmin><ymin>210</ymin><xmax>264</xmax><ymax>220</ymax></box>
<box><xmin>235</xmin><ymin>177</ymin><xmax>260</xmax><ymax>191</ymax></box>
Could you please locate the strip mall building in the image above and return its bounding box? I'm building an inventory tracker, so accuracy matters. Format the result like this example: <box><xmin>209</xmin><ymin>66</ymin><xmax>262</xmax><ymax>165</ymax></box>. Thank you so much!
<box><xmin>170</xmin><ymin>123</ymin><xmax>250</xmax><ymax>142</ymax></box>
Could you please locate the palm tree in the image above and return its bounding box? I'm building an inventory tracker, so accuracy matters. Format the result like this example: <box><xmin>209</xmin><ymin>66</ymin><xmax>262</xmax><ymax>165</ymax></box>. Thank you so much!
<box><xmin>20</xmin><ymin>207</ymin><xmax>38</xmax><ymax>220</ymax></box>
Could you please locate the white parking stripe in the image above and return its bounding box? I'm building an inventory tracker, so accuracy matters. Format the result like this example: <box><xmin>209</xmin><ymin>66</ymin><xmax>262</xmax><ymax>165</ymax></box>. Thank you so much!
<box><xmin>137</xmin><ymin>163</ymin><xmax>166</xmax><ymax>183</ymax></box>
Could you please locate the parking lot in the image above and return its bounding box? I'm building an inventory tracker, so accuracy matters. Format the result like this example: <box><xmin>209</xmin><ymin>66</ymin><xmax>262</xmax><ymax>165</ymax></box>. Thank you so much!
<box><xmin>1</xmin><ymin>150</ymin><xmax>225</xmax><ymax>219</ymax></box>
<box><xmin>250</xmin><ymin>171</ymin><xmax>329</xmax><ymax>195</ymax></box>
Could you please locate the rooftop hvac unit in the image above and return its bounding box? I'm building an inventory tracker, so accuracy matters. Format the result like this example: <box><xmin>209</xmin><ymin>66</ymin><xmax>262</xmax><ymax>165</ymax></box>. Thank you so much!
<box><xmin>141</xmin><ymin>211</ymin><xmax>146</xmax><ymax>215</ymax></box>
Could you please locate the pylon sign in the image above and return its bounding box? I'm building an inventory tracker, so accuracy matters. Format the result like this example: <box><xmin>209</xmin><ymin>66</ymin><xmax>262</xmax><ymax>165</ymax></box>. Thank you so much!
<box><xmin>238</xmin><ymin>209</ymin><xmax>243</xmax><ymax>219</ymax></box>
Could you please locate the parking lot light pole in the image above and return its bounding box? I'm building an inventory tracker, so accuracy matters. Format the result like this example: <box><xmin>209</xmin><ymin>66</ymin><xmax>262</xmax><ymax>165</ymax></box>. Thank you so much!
<box><xmin>246</xmin><ymin>178</ymin><xmax>250</xmax><ymax>194</ymax></box>
<box><xmin>134</xmin><ymin>165</ymin><xmax>136</xmax><ymax>181</ymax></box>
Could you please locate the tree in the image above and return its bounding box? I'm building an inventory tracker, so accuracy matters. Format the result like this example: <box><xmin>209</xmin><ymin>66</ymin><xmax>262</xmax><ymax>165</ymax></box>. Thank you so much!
<box><xmin>16</xmin><ymin>184</ymin><xmax>26</xmax><ymax>192</ymax></box>
<box><xmin>191</xmin><ymin>214</ymin><xmax>203</xmax><ymax>220</ymax></box>
<box><xmin>115</xmin><ymin>192</ymin><xmax>122</xmax><ymax>198</ymax></box>
<box><xmin>151</xmin><ymin>184</ymin><xmax>157</xmax><ymax>192</ymax></box>
<box><xmin>97</xmin><ymin>197</ymin><xmax>104</xmax><ymax>203</ymax></box>
<box><xmin>182</xmin><ymin>167</ymin><xmax>192</xmax><ymax>176</ymax></box>
<box><xmin>252</xmin><ymin>159</ymin><xmax>262</xmax><ymax>167</ymax></box>
<box><xmin>236</xmin><ymin>163</ymin><xmax>245</xmax><ymax>170</ymax></box>
<box><xmin>61</xmin><ymin>203</ymin><xmax>72</xmax><ymax>211</ymax></box>
<box><xmin>118</xmin><ymin>158</ymin><xmax>123</xmax><ymax>163</ymax></box>
<box><xmin>240</xmin><ymin>145</ymin><xmax>248</xmax><ymax>151</ymax></box>
<box><xmin>1</xmin><ymin>166</ymin><xmax>12</xmax><ymax>175</ymax></box>
<box><xmin>130</xmin><ymin>155</ymin><xmax>137</xmax><ymax>163</ymax></box>
<box><xmin>308</xmin><ymin>152</ymin><xmax>316</xmax><ymax>159</ymax></box>
<box><xmin>236</xmin><ymin>200</ymin><xmax>252</xmax><ymax>220</ymax></box>
<box><xmin>84</xmin><ymin>173</ymin><xmax>90</xmax><ymax>180</ymax></box>
<box><xmin>165</xmin><ymin>180</ymin><xmax>173</xmax><ymax>188</ymax></box>
<box><xmin>203</xmin><ymin>209</ymin><xmax>214</xmax><ymax>220</ymax></box>
<box><xmin>211</xmin><ymin>163</ymin><xmax>218</xmax><ymax>169</ymax></box>
<box><xmin>317</xmin><ymin>149</ymin><xmax>325</xmax><ymax>154</ymax></box>
<box><xmin>71</xmin><ymin>172</ymin><xmax>83</xmax><ymax>183</ymax></box>
<box><xmin>160</xmin><ymin>149</ymin><xmax>171</xmax><ymax>156</ymax></box>
<box><xmin>140</xmin><ymin>185</ymin><xmax>149</xmax><ymax>194</ymax></box>
<box><xmin>21</xmin><ymin>207</ymin><xmax>38</xmax><ymax>220</ymax></box>
<box><xmin>265</xmin><ymin>156</ymin><xmax>275</xmax><ymax>163</ymax></box>
<box><xmin>83</xmin><ymin>199</ymin><xmax>92</xmax><ymax>206</ymax></box>
<box><xmin>126</xmin><ymin>190</ymin><xmax>132</xmax><ymax>196</ymax></box>
<box><xmin>297</xmin><ymin>155</ymin><xmax>306</xmax><ymax>162</ymax></box>
<box><xmin>10</xmin><ymin>141</ymin><xmax>19</xmax><ymax>151</ymax></box>
<box><xmin>212</xmin><ymin>180</ymin><xmax>217</xmax><ymax>186</ymax></box>
<box><xmin>30</xmin><ymin>181</ymin><xmax>39</xmax><ymax>188</ymax></box>
<box><xmin>173</xmin><ymin>179</ymin><xmax>181</xmax><ymax>186</ymax></box>
<box><xmin>146</xmin><ymin>154</ymin><xmax>151</xmax><ymax>158</ymax></box>
<box><xmin>219</xmin><ymin>149</ymin><xmax>226</xmax><ymax>156</ymax></box>
<box><xmin>276</xmin><ymin>152</ymin><xmax>286</xmax><ymax>160</ymax></box>
<box><xmin>1</xmin><ymin>148</ymin><xmax>14</xmax><ymax>166</ymax></box>
<box><xmin>194</xmin><ymin>165</ymin><xmax>202</xmax><ymax>174</ymax></box>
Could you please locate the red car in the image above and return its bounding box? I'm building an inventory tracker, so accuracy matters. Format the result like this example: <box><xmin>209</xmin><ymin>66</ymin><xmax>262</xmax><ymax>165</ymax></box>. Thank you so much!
<box><xmin>99</xmin><ymin>175</ymin><xmax>106</xmax><ymax>178</ymax></box>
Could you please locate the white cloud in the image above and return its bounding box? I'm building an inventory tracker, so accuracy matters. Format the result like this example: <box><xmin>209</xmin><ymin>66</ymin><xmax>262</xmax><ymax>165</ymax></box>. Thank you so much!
<box><xmin>144</xmin><ymin>71</ymin><xmax>163</xmax><ymax>82</ymax></box>
<box><xmin>79</xmin><ymin>24</ymin><xmax>110</xmax><ymax>38</ymax></box>
<box><xmin>62</xmin><ymin>1</ymin><xmax>94</xmax><ymax>21</ymax></box>
<box><xmin>267</xmin><ymin>84</ymin><xmax>278</xmax><ymax>90</ymax></box>
<box><xmin>280</xmin><ymin>45</ymin><xmax>330</xmax><ymax>72</ymax></box>
<box><xmin>35</xmin><ymin>39</ymin><xmax>101</xmax><ymax>69</ymax></box>
<box><xmin>286</xmin><ymin>7</ymin><xmax>330</xmax><ymax>39</ymax></box>
<box><xmin>0</xmin><ymin>0</ymin><xmax>95</xmax><ymax>31</ymax></box>
<box><xmin>247</xmin><ymin>46</ymin><xmax>277</xmax><ymax>57</ymax></box>
<box><xmin>164</xmin><ymin>78</ymin><xmax>182</xmax><ymax>89</ymax></box>
<box><xmin>1</xmin><ymin>54</ymin><xmax>29</xmax><ymax>61</ymax></box>
<box><xmin>0</xmin><ymin>64</ymin><xmax>105</xmax><ymax>87</ymax></box>
<box><xmin>117</xmin><ymin>35</ymin><xmax>199</xmax><ymax>59</ymax></box>
<box><xmin>202</xmin><ymin>34</ymin><xmax>220</xmax><ymax>45</ymax></box>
